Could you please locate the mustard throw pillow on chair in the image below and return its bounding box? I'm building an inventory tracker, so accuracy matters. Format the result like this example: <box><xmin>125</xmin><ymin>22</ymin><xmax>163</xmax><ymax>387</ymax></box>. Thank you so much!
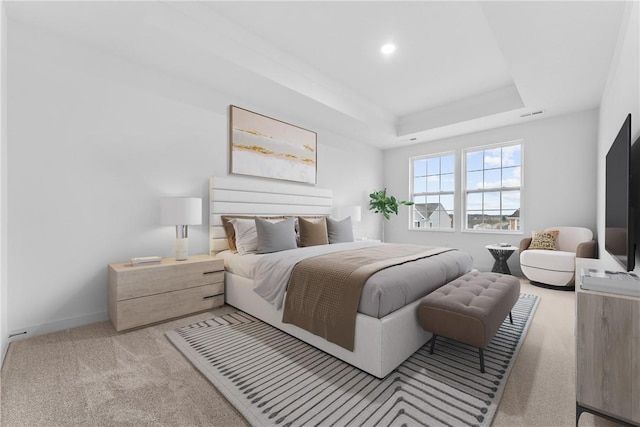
<box><xmin>529</xmin><ymin>230</ymin><xmax>559</xmax><ymax>250</ymax></box>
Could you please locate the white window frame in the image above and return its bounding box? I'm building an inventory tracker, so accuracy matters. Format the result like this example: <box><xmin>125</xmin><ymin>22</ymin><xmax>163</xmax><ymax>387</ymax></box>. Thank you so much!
<box><xmin>462</xmin><ymin>140</ymin><xmax>524</xmax><ymax>234</ymax></box>
<box><xmin>409</xmin><ymin>151</ymin><xmax>456</xmax><ymax>232</ymax></box>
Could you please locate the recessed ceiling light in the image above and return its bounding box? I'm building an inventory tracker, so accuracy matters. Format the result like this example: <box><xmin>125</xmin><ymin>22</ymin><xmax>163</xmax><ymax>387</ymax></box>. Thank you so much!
<box><xmin>380</xmin><ymin>43</ymin><xmax>396</xmax><ymax>55</ymax></box>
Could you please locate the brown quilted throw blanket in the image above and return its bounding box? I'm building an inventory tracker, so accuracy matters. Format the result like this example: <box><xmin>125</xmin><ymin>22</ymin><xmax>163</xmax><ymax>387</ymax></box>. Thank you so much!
<box><xmin>282</xmin><ymin>244</ymin><xmax>454</xmax><ymax>351</ymax></box>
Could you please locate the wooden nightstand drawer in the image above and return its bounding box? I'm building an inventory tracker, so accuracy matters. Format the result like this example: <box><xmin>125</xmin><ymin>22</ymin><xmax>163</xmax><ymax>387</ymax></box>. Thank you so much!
<box><xmin>114</xmin><ymin>283</ymin><xmax>225</xmax><ymax>331</ymax></box>
<box><xmin>109</xmin><ymin>257</ymin><xmax>224</xmax><ymax>300</ymax></box>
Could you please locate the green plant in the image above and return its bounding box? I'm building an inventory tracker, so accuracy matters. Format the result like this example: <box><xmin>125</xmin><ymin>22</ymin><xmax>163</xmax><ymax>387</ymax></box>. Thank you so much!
<box><xmin>368</xmin><ymin>188</ymin><xmax>414</xmax><ymax>220</ymax></box>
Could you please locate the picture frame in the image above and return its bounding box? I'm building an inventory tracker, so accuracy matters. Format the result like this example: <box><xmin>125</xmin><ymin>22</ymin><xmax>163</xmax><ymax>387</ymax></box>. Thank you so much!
<box><xmin>229</xmin><ymin>105</ymin><xmax>317</xmax><ymax>185</ymax></box>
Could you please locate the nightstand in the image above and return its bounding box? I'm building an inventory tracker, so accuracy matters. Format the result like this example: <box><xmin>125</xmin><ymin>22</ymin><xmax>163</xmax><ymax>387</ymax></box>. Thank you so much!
<box><xmin>108</xmin><ymin>254</ymin><xmax>224</xmax><ymax>331</ymax></box>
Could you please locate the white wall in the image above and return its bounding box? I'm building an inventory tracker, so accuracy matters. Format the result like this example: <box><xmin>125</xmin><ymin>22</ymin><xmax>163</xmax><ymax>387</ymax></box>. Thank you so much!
<box><xmin>1</xmin><ymin>2</ymin><xmax>8</xmax><ymax>365</ymax></box>
<box><xmin>5</xmin><ymin>21</ymin><xmax>382</xmax><ymax>339</ymax></box>
<box><xmin>598</xmin><ymin>0</ymin><xmax>640</xmax><ymax>272</ymax></box>
<box><xmin>383</xmin><ymin>110</ymin><xmax>599</xmax><ymax>273</ymax></box>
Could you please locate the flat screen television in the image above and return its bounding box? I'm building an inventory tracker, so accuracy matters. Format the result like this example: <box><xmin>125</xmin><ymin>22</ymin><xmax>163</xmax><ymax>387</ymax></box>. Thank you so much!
<box><xmin>605</xmin><ymin>113</ymin><xmax>635</xmax><ymax>271</ymax></box>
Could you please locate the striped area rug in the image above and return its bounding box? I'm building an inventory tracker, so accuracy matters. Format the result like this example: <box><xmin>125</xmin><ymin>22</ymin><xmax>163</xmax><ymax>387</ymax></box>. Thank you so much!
<box><xmin>167</xmin><ymin>294</ymin><xmax>539</xmax><ymax>427</ymax></box>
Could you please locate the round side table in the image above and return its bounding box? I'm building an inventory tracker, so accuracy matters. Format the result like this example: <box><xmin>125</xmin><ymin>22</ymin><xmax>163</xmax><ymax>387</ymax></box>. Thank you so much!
<box><xmin>485</xmin><ymin>244</ymin><xmax>519</xmax><ymax>275</ymax></box>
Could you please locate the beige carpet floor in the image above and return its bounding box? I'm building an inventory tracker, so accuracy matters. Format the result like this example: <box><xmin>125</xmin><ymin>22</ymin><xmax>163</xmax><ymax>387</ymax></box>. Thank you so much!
<box><xmin>0</xmin><ymin>280</ymin><xmax>617</xmax><ymax>426</ymax></box>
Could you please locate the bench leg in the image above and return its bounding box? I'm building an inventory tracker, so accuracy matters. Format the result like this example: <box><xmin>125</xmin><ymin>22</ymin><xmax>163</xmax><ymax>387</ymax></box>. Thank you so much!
<box><xmin>509</xmin><ymin>311</ymin><xmax>513</xmax><ymax>324</ymax></box>
<box><xmin>479</xmin><ymin>348</ymin><xmax>485</xmax><ymax>373</ymax></box>
<box><xmin>430</xmin><ymin>335</ymin><xmax>437</xmax><ymax>354</ymax></box>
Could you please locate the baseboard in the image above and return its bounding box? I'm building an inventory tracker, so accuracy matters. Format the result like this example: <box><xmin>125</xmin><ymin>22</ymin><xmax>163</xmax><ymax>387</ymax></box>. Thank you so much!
<box><xmin>1</xmin><ymin>338</ymin><xmax>8</xmax><ymax>368</ymax></box>
<box><xmin>7</xmin><ymin>311</ymin><xmax>109</xmax><ymax>344</ymax></box>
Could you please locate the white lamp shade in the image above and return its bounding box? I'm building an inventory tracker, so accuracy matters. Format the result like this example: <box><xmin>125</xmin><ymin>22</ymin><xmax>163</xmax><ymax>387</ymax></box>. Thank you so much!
<box><xmin>333</xmin><ymin>205</ymin><xmax>362</xmax><ymax>222</ymax></box>
<box><xmin>160</xmin><ymin>197</ymin><xmax>202</xmax><ymax>225</ymax></box>
<box><xmin>345</xmin><ymin>206</ymin><xmax>362</xmax><ymax>223</ymax></box>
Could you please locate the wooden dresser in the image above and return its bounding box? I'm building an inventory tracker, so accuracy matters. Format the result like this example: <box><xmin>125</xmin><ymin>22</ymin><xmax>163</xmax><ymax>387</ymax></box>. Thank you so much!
<box><xmin>575</xmin><ymin>258</ymin><xmax>640</xmax><ymax>426</ymax></box>
<box><xmin>108</xmin><ymin>255</ymin><xmax>224</xmax><ymax>332</ymax></box>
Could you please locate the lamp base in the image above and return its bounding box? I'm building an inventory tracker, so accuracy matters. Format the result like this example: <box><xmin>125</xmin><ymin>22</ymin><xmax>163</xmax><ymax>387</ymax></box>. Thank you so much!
<box><xmin>175</xmin><ymin>237</ymin><xmax>188</xmax><ymax>261</ymax></box>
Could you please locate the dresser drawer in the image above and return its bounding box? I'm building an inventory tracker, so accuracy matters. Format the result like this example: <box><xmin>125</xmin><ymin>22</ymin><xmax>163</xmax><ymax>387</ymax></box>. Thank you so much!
<box><xmin>114</xmin><ymin>283</ymin><xmax>224</xmax><ymax>331</ymax></box>
<box><xmin>110</xmin><ymin>260</ymin><xmax>224</xmax><ymax>300</ymax></box>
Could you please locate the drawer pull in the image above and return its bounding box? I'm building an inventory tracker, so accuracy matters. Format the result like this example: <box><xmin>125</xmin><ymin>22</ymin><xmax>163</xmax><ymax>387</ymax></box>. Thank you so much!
<box><xmin>203</xmin><ymin>295</ymin><xmax>219</xmax><ymax>300</ymax></box>
<box><xmin>203</xmin><ymin>271</ymin><xmax>219</xmax><ymax>275</ymax></box>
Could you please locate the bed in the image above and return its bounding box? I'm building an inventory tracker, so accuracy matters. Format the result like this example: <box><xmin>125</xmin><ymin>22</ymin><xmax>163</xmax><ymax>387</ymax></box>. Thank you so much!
<box><xmin>209</xmin><ymin>176</ymin><xmax>472</xmax><ymax>378</ymax></box>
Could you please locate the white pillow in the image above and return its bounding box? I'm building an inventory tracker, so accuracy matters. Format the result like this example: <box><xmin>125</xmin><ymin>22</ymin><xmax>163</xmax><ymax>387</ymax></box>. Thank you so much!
<box><xmin>229</xmin><ymin>218</ymin><xmax>258</xmax><ymax>255</ymax></box>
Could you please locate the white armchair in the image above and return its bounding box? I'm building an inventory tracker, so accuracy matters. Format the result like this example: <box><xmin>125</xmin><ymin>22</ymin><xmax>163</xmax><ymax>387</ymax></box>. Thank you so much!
<box><xmin>520</xmin><ymin>227</ymin><xmax>596</xmax><ymax>288</ymax></box>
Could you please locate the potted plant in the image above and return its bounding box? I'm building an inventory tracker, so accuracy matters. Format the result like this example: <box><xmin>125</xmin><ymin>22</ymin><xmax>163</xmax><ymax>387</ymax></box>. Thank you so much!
<box><xmin>368</xmin><ymin>188</ymin><xmax>414</xmax><ymax>241</ymax></box>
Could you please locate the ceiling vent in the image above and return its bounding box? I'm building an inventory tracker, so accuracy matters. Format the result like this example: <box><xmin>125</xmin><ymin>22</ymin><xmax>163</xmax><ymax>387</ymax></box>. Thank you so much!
<box><xmin>520</xmin><ymin>110</ymin><xmax>545</xmax><ymax>118</ymax></box>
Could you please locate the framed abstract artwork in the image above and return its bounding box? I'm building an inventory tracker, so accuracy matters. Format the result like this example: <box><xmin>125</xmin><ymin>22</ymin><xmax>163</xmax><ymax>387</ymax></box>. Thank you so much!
<box><xmin>229</xmin><ymin>105</ymin><xmax>317</xmax><ymax>184</ymax></box>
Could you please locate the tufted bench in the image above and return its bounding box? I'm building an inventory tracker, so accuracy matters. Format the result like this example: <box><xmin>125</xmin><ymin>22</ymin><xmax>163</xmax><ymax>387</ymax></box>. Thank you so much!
<box><xmin>417</xmin><ymin>271</ymin><xmax>520</xmax><ymax>373</ymax></box>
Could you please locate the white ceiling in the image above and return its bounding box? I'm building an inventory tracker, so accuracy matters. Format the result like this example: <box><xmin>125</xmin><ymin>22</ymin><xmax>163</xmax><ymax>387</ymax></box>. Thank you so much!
<box><xmin>3</xmin><ymin>1</ymin><xmax>627</xmax><ymax>149</ymax></box>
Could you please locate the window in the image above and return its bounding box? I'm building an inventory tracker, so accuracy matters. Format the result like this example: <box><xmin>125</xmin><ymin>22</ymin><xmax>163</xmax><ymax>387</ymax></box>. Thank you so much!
<box><xmin>410</xmin><ymin>153</ymin><xmax>455</xmax><ymax>230</ymax></box>
<box><xmin>463</xmin><ymin>141</ymin><xmax>522</xmax><ymax>232</ymax></box>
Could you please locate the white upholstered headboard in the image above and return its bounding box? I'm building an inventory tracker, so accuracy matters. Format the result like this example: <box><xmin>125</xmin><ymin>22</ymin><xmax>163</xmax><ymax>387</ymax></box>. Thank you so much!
<box><xmin>209</xmin><ymin>176</ymin><xmax>333</xmax><ymax>255</ymax></box>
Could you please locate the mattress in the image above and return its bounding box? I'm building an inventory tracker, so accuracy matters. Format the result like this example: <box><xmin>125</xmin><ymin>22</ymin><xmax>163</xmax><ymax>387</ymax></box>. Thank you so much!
<box><xmin>218</xmin><ymin>241</ymin><xmax>473</xmax><ymax>318</ymax></box>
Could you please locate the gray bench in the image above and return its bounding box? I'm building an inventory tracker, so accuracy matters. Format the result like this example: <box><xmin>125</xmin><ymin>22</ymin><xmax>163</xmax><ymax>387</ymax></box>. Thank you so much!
<box><xmin>417</xmin><ymin>271</ymin><xmax>521</xmax><ymax>373</ymax></box>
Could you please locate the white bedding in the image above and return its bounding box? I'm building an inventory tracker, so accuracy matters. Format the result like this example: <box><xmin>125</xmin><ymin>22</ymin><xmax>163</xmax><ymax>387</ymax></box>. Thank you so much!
<box><xmin>219</xmin><ymin>240</ymin><xmax>381</xmax><ymax>308</ymax></box>
<box><xmin>219</xmin><ymin>241</ymin><xmax>473</xmax><ymax>318</ymax></box>
<box><xmin>217</xmin><ymin>249</ymin><xmax>261</xmax><ymax>279</ymax></box>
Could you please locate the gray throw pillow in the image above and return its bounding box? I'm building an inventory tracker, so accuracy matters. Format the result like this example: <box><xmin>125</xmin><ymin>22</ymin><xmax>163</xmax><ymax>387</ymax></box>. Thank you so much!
<box><xmin>326</xmin><ymin>216</ymin><xmax>354</xmax><ymax>244</ymax></box>
<box><xmin>256</xmin><ymin>217</ymin><xmax>297</xmax><ymax>254</ymax></box>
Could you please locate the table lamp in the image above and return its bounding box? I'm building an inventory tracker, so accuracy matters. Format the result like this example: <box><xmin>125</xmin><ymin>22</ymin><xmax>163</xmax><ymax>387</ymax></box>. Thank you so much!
<box><xmin>343</xmin><ymin>206</ymin><xmax>362</xmax><ymax>223</ymax></box>
<box><xmin>333</xmin><ymin>205</ymin><xmax>362</xmax><ymax>239</ymax></box>
<box><xmin>160</xmin><ymin>197</ymin><xmax>202</xmax><ymax>260</ymax></box>
<box><xmin>333</xmin><ymin>205</ymin><xmax>362</xmax><ymax>222</ymax></box>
